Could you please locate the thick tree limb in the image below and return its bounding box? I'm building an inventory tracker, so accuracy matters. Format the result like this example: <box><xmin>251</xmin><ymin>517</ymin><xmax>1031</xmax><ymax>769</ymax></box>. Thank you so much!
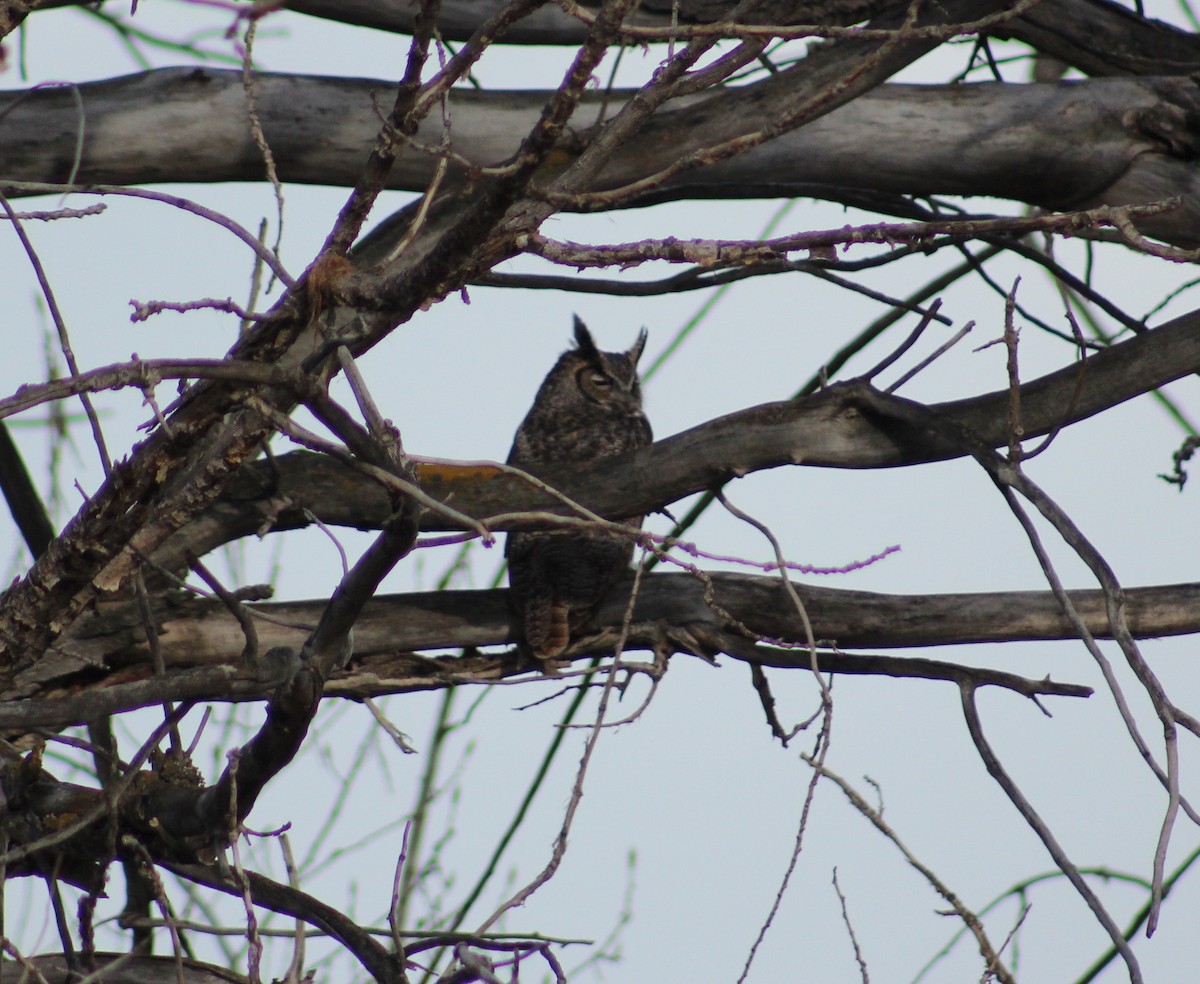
<box><xmin>6</xmin><ymin>70</ymin><xmax>1198</xmax><ymax>245</ymax></box>
<box><xmin>0</xmin><ymin>954</ymin><xmax>246</xmax><ymax>984</ymax></box>
<box><xmin>101</xmin><ymin>574</ymin><xmax>1200</xmax><ymax>663</ymax></box>
<box><xmin>989</xmin><ymin>0</ymin><xmax>1200</xmax><ymax>77</ymax></box>
<box><xmin>14</xmin><ymin>573</ymin><xmax>1200</xmax><ymax>724</ymax></box>
<box><xmin>0</xmin><ymin>421</ymin><xmax>54</xmax><ymax>557</ymax></box>
<box><xmin>137</xmin><ymin>302</ymin><xmax>1200</xmax><ymax>575</ymax></box>
<box><xmin>282</xmin><ymin>0</ymin><xmax>900</xmax><ymax>40</ymax></box>
<box><xmin>278</xmin><ymin>0</ymin><xmax>1200</xmax><ymax>80</ymax></box>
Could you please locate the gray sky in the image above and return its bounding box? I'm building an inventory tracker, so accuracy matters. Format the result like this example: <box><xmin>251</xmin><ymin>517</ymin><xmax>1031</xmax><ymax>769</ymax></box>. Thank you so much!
<box><xmin>3</xmin><ymin>3</ymin><xmax>1199</xmax><ymax>981</ymax></box>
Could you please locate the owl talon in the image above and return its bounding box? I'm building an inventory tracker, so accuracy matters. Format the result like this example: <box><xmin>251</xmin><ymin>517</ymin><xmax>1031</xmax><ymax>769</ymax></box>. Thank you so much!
<box><xmin>537</xmin><ymin>656</ymin><xmax>568</xmax><ymax>676</ymax></box>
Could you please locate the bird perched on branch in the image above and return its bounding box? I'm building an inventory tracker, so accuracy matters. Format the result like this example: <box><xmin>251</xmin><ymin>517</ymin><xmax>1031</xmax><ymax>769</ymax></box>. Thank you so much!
<box><xmin>506</xmin><ymin>317</ymin><xmax>653</xmax><ymax>663</ymax></box>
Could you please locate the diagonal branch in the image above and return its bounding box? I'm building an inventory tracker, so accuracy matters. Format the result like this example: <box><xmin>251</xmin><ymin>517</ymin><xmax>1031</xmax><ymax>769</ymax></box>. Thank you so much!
<box><xmin>0</xmin><ymin>0</ymin><xmax>652</xmax><ymax>676</ymax></box>
<box><xmin>960</xmin><ymin>683</ymin><xmax>1143</xmax><ymax>983</ymax></box>
<box><xmin>142</xmin><ymin>301</ymin><xmax>1200</xmax><ymax>571</ymax></box>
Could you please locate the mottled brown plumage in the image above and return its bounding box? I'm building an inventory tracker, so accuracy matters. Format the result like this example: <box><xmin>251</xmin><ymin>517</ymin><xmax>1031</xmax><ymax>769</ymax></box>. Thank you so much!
<box><xmin>506</xmin><ymin>317</ymin><xmax>652</xmax><ymax>661</ymax></box>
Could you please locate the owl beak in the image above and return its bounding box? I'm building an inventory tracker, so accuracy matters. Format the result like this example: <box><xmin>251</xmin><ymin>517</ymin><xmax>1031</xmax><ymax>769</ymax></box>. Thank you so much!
<box><xmin>614</xmin><ymin>387</ymin><xmax>641</xmax><ymax>412</ymax></box>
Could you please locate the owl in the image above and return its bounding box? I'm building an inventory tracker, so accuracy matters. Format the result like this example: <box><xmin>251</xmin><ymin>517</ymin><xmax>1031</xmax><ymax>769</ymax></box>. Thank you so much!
<box><xmin>506</xmin><ymin>317</ymin><xmax>653</xmax><ymax>662</ymax></box>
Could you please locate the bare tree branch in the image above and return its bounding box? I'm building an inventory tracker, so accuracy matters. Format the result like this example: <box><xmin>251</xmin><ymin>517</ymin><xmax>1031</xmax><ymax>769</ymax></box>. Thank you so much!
<box><xmin>137</xmin><ymin>301</ymin><xmax>1200</xmax><ymax>574</ymax></box>
<box><xmin>0</xmin><ymin>0</ymin><xmax>646</xmax><ymax>673</ymax></box>
<box><xmin>273</xmin><ymin>0</ymin><xmax>1200</xmax><ymax>81</ymax></box>
<box><xmin>162</xmin><ymin>863</ymin><xmax>405</xmax><ymax>984</ymax></box>
<box><xmin>960</xmin><ymin>682</ymin><xmax>1143</xmax><ymax>983</ymax></box>
<box><xmin>8</xmin><ymin>70</ymin><xmax>1200</xmax><ymax>244</ymax></box>
<box><xmin>27</xmin><ymin>568</ymin><xmax>1200</xmax><ymax>724</ymax></box>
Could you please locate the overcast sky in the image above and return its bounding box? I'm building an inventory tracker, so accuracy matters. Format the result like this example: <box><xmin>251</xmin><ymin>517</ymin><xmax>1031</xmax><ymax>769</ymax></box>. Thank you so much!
<box><xmin>3</xmin><ymin>3</ymin><xmax>1200</xmax><ymax>982</ymax></box>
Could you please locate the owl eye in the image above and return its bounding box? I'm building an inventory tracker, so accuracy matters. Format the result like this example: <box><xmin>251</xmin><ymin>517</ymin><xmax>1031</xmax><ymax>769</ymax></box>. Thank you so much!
<box><xmin>588</xmin><ymin>372</ymin><xmax>612</xmax><ymax>388</ymax></box>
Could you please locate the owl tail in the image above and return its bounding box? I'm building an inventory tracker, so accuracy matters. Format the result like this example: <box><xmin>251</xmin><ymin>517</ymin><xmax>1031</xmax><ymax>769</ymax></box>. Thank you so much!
<box><xmin>525</xmin><ymin>599</ymin><xmax>571</xmax><ymax>659</ymax></box>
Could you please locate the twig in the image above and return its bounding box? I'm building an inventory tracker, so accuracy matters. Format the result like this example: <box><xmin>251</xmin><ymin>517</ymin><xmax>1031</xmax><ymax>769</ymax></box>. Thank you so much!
<box><xmin>445</xmin><ymin>675</ymin><xmax>594</xmax><ymax>934</ymax></box>
<box><xmin>189</xmin><ymin>554</ymin><xmax>260</xmax><ymax>663</ymax></box>
<box><xmin>517</xmin><ymin>202</ymin><xmax>1182</xmax><ymax>269</ymax></box>
<box><xmin>1004</xmin><ymin>277</ymin><xmax>1024</xmax><ymax>463</ymax></box>
<box><xmin>831</xmin><ymin>868</ymin><xmax>870</xmax><ymax>984</ymax></box>
<box><xmin>859</xmin><ymin>299</ymin><xmax>943</xmax><ymax>383</ymax></box>
<box><xmin>884</xmin><ymin>320</ymin><xmax>974</xmax><ymax>393</ymax></box>
<box><xmin>0</xmin><ymin>203</ymin><xmax>105</xmax><ymax>221</ymax></box>
<box><xmin>227</xmin><ymin>769</ymin><xmax>263</xmax><ymax>984</ymax></box>
<box><xmin>806</xmin><ymin>756</ymin><xmax>1015</xmax><ymax>984</ymax></box>
<box><xmin>959</xmin><ymin>682</ymin><xmax>1142</xmax><ymax>983</ymax></box>
<box><xmin>389</xmin><ymin>820</ymin><xmax>413</xmax><ymax>962</ymax></box>
<box><xmin>0</xmin><ymin>356</ymin><xmax>309</xmax><ymax>421</ymax></box>
<box><xmin>477</xmin><ymin>254</ymin><xmax>955</xmax><ymax>312</ymax></box>
<box><xmin>363</xmin><ymin>697</ymin><xmax>417</xmax><ymax>753</ymax></box>
<box><xmin>0</xmin><ymin>191</ymin><xmax>112</xmax><ymax>475</ymax></box>
<box><xmin>738</xmin><ymin>700</ymin><xmax>831</xmax><ymax>983</ymax></box>
<box><xmin>301</xmin><ymin>507</ymin><xmax>351</xmax><ymax>577</ymax></box>
<box><xmin>121</xmin><ymin>838</ymin><xmax>189</xmax><ymax>983</ymax></box>
<box><xmin>133</xmin><ymin>570</ymin><xmax>182</xmax><ymax>751</ymax></box>
<box><xmin>319</xmin><ymin>0</ymin><xmax>449</xmax><ymax>257</ymax></box>
<box><xmin>716</xmin><ymin>490</ymin><xmax>821</xmax><ymax>692</ymax></box>
<box><xmin>472</xmin><ymin>529</ymin><xmax>649</xmax><ymax>936</ymax></box>
<box><xmin>240</xmin><ymin>20</ymin><xmax>285</xmax><ymax>271</ymax></box>
<box><xmin>0</xmin><ymin>181</ymin><xmax>295</xmax><ymax>286</ymax></box>
<box><xmin>279</xmin><ymin>834</ymin><xmax>306</xmax><ymax>984</ymax></box>
<box><xmin>129</xmin><ymin>297</ymin><xmax>264</xmax><ymax>323</ymax></box>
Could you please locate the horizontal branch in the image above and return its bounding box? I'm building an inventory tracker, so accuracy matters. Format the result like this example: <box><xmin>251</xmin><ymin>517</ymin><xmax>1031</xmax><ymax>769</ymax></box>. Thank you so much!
<box><xmin>517</xmin><ymin>202</ymin><xmax>1194</xmax><ymax>264</ymax></box>
<box><xmin>80</xmin><ymin>574</ymin><xmax>1200</xmax><ymax>662</ymax></box>
<box><xmin>28</xmin><ymin>573</ymin><xmax>1200</xmax><ymax>724</ymax></box>
<box><xmin>0</xmin><ymin>358</ymin><xmax>310</xmax><ymax>419</ymax></box>
<box><xmin>277</xmin><ymin>0</ymin><xmax>1200</xmax><ymax>80</ymax></box>
<box><xmin>282</xmin><ymin>0</ymin><xmax>897</xmax><ymax>42</ymax></box>
<box><xmin>5</xmin><ymin>69</ymin><xmax>1200</xmax><ymax>244</ymax></box>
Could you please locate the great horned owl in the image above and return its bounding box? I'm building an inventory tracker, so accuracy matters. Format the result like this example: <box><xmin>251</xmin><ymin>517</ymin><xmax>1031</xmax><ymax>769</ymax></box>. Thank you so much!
<box><xmin>506</xmin><ymin>317</ymin><xmax>653</xmax><ymax>661</ymax></box>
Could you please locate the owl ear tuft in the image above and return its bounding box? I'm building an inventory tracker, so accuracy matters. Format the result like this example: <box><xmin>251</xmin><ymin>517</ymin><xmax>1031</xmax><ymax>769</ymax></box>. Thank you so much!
<box><xmin>628</xmin><ymin>327</ymin><xmax>648</xmax><ymax>366</ymax></box>
<box><xmin>573</xmin><ymin>315</ymin><xmax>600</xmax><ymax>360</ymax></box>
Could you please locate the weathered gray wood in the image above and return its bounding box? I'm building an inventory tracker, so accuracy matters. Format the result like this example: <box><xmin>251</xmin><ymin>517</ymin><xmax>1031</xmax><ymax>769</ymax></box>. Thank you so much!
<box><xmin>15</xmin><ymin>572</ymin><xmax>1194</xmax><ymax>725</ymax></box>
<box><xmin>5</xmin><ymin>70</ymin><xmax>1198</xmax><ymax>245</ymax></box>
<box><xmin>63</xmin><ymin>574</ymin><xmax>1200</xmax><ymax>667</ymax></box>
<box><xmin>135</xmin><ymin>301</ymin><xmax>1200</xmax><ymax>578</ymax></box>
<box><xmin>0</xmin><ymin>954</ymin><xmax>246</xmax><ymax>984</ymax></box>
<box><xmin>279</xmin><ymin>0</ymin><xmax>1200</xmax><ymax>81</ymax></box>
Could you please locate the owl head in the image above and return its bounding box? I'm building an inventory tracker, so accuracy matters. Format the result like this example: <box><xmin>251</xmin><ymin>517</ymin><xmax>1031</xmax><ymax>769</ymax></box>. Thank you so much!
<box><xmin>509</xmin><ymin>317</ymin><xmax>651</xmax><ymax>464</ymax></box>
<box><xmin>565</xmin><ymin>315</ymin><xmax>647</xmax><ymax>413</ymax></box>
